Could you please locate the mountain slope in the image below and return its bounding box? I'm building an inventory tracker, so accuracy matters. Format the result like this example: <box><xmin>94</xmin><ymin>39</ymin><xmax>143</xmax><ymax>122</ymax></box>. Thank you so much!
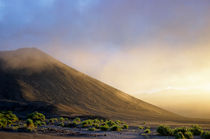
<box><xmin>0</xmin><ymin>48</ymin><xmax>184</xmax><ymax>121</ymax></box>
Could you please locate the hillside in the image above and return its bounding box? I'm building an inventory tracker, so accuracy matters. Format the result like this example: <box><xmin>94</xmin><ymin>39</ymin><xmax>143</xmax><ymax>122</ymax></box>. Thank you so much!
<box><xmin>0</xmin><ymin>48</ymin><xmax>185</xmax><ymax>121</ymax></box>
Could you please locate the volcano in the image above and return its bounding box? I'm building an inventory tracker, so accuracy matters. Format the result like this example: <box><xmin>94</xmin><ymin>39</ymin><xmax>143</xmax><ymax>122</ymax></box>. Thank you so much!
<box><xmin>0</xmin><ymin>48</ymin><xmax>184</xmax><ymax>121</ymax></box>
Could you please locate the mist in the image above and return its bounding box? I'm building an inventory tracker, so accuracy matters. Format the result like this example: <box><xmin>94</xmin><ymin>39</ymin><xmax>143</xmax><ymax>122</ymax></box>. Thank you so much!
<box><xmin>0</xmin><ymin>0</ymin><xmax>210</xmax><ymax>118</ymax></box>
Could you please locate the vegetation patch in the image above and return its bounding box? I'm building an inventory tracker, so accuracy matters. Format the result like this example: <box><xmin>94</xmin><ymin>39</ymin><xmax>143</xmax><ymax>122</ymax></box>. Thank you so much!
<box><xmin>100</xmin><ymin>124</ymin><xmax>109</xmax><ymax>131</ymax></box>
<box><xmin>201</xmin><ymin>131</ymin><xmax>210</xmax><ymax>139</ymax></box>
<box><xmin>110</xmin><ymin>125</ymin><xmax>122</xmax><ymax>131</ymax></box>
<box><xmin>27</xmin><ymin>112</ymin><xmax>45</xmax><ymax>122</ymax></box>
<box><xmin>144</xmin><ymin>128</ymin><xmax>151</xmax><ymax>134</ymax></box>
<box><xmin>157</xmin><ymin>125</ymin><xmax>173</xmax><ymax>136</ymax></box>
<box><xmin>190</xmin><ymin>125</ymin><xmax>203</xmax><ymax>136</ymax></box>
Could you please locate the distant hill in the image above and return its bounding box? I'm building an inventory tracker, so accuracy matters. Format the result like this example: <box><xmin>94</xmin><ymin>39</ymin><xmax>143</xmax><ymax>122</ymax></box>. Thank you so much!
<box><xmin>0</xmin><ymin>48</ymin><xmax>185</xmax><ymax>121</ymax></box>
<box><xmin>140</xmin><ymin>89</ymin><xmax>210</xmax><ymax>119</ymax></box>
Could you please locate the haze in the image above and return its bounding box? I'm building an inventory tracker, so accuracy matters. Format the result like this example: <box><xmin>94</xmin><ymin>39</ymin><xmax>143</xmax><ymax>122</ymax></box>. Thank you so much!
<box><xmin>0</xmin><ymin>0</ymin><xmax>210</xmax><ymax>118</ymax></box>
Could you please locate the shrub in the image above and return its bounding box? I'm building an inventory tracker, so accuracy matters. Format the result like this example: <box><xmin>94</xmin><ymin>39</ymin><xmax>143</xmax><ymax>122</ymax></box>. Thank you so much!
<box><xmin>0</xmin><ymin>118</ymin><xmax>7</xmax><ymax>128</ymax></box>
<box><xmin>144</xmin><ymin>128</ymin><xmax>151</xmax><ymax>134</ymax></box>
<box><xmin>93</xmin><ymin>119</ymin><xmax>100</xmax><ymax>124</ymax></box>
<box><xmin>157</xmin><ymin>125</ymin><xmax>173</xmax><ymax>136</ymax></box>
<box><xmin>138</xmin><ymin>126</ymin><xmax>144</xmax><ymax>130</ymax></box>
<box><xmin>0</xmin><ymin>111</ymin><xmax>18</xmax><ymax>123</ymax></box>
<box><xmin>59</xmin><ymin>117</ymin><xmax>65</xmax><ymax>122</ymax></box>
<box><xmin>184</xmin><ymin>131</ymin><xmax>193</xmax><ymax>139</ymax></box>
<box><xmin>26</xmin><ymin>119</ymin><xmax>35</xmax><ymax>128</ymax></box>
<box><xmin>82</xmin><ymin>119</ymin><xmax>93</xmax><ymax>126</ymax></box>
<box><xmin>175</xmin><ymin>131</ymin><xmax>186</xmax><ymax>139</ymax></box>
<box><xmin>34</xmin><ymin>120</ymin><xmax>42</xmax><ymax>127</ymax></box>
<box><xmin>41</xmin><ymin>122</ymin><xmax>46</xmax><ymax>126</ymax></box>
<box><xmin>27</xmin><ymin>112</ymin><xmax>45</xmax><ymax>121</ymax></box>
<box><xmin>68</xmin><ymin>121</ymin><xmax>79</xmax><ymax>128</ymax></box>
<box><xmin>174</xmin><ymin>127</ymin><xmax>189</xmax><ymax>135</ymax></box>
<box><xmin>100</xmin><ymin>125</ymin><xmax>109</xmax><ymax>131</ymax></box>
<box><xmin>201</xmin><ymin>131</ymin><xmax>210</xmax><ymax>139</ymax></box>
<box><xmin>74</xmin><ymin>117</ymin><xmax>80</xmax><ymax>122</ymax></box>
<box><xmin>64</xmin><ymin>118</ymin><xmax>69</xmax><ymax>121</ymax></box>
<box><xmin>88</xmin><ymin>127</ymin><xmax>96</xmax><ymax>131</ymax></box>
<box><xmin>190</xmin><ymin>125</ymin><xmax>203</xmax><ymax>136</ymax></box>
<box><xmin>93</xmin><ymin>123</ymin><xmax>100</xmax><ymax>129</ymax></box>
<box><xmin>123</xmin><ymin>124</ymin><xmax>129</xmax><ymax>129</ymax></box>
<box><xmin>115</xmin><ymin>120</ymin><xmax>121</xmax><ymax>124</ymax></box>
<box><xmin>106</xmin><ymin>120</ymin><xmax>115</xmax><ymax>127</ymax></box>
<box><xmin>110</xmin><ymin>125</ymin><xmax>122</xmax><ymax>131</ymax></box>
<box><xmin>49</xmin><ymin>118</ymin><xmax>58</xmax><ymax>124</ymax></box>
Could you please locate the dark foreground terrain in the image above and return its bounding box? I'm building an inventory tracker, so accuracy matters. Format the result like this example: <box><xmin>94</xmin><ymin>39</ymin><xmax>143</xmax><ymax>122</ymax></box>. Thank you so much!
<box><xmin>1</xmin><ymin>111</ymin><xmax>210</xmax><ymax>139</ymax></box>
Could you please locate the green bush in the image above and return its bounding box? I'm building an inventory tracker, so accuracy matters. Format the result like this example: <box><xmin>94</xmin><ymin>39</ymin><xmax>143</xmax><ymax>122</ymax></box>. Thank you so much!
<box><xmin>115</xmin><ymin>120</ymin><xmax>121</xmax><ymax>124</ymax></box>
<box><xmin>49</xmin><ymin>118</ymin><xmax>58</xmax><ymax>124</ymax></box>
<box><xmin>26</xmin><ymin>119</ymin><xmax>35</xmax><ymax>128</ymax></box>
<box><xmin>175</xmin><ymin>131</ymin><xmax>186</xmax><ymax>139</ymax></box>
<box><xmin>41</xmin><ymin>121</ymin><xmax>46</xmax><ymax>126</ymax></box>
<box><xmin>138</xmin><ymin>126</ymin><xmax>144</xmax><ymax>130</ymax></box>
<box><xmin>123</xmin><ymin>124</ymin><xmax>128</xmax><ymax>129</ymax></box>
<box><xmin>0</xmin><ymin>118</ymin><xmax>7</xmax><ymax>128</ymax></box>
<box><xmin>88</xmin><ymin>127</ymin><xmax>96</xmax><ymax>131</ymax></box>
<box><xmin>106</xmin><ymin>120</ymin><xmax>115</xmax><ymax>127</ymax></box>
<box><xmin>201</xmin><ymin>131</ymin><xmax>210</xmax><ymax>139</ymax></box>
<box><xmin>92</xmin><ymin>123</ymin><xmax>100</xmax><ymax>129</ymax></box>
<box><xmin>27</xmin><ymin>112</ymin><xmax>45</xmax><ymax>121</ymax></box>
<box><xmin>190</xmin><ymin>125</ymin><xmax>203</xmax><ymax>136</ymax></box>
<box><xmin>34</xmin><ymin>120</ymin><xmax>42</xmax><ymax>127</ymax></box>
<box><xmin>59</xmin><ymin>117</ymin><xmax>65</xmax><ymax>122</ymax></box>
<box><xmin>144</xmin><ymin>128</ymin><xmax>151</xmax><ymax>134</ymax></box>
<box><xmin>110</xmin><ymin>125</ymin><xmax>122</xmax><ymax>131</ymax></box>
<box><xmin>100</xmin><ymin>124</ymin><xmax>109</xmax><ymax>131</ymax></box>
<box><xmin>174</xmin><ymin>127</ymin><xmax>189</xmax><ymax>135</ymax></box>
<box><xmin>74</xmin><ymin>117</ymin><xmax>80</xmax><ymax>122</ymax></box>
<box><xmin>0</xmin><ymin>111</ymin><xmax>19</xmax><ymax>123</ymax></box>
<box><xmin>93</xmin><ymin>119</ymin><xmax>100</xmax><ymax>124</ymax></box>
<box><xmin>68</xmin><ymin>121</ymin><xmax>79</xmax><ymax>128</ymax></box>
<box><xmin>82</xmin><ymin>119</ymin><xmax>93</xmax><ymax>126</ymax></box>
<box><xmin>157</xmin><ymin>125</ymin><xmax>173</xmax><ymax>136</ymax></box>
<box><xmin>34</xmin><ymin>120</ymin><xmax>45</xmax><ymax>127</ymax></box>
<box><xmin>184</xmin><ymin>131</ymin><xmax>193</xmax><ymax>139</ymax></box>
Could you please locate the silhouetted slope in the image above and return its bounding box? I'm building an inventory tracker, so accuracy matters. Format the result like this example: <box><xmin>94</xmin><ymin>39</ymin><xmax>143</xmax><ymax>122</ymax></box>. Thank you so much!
<box><xmin>0</xmin><ymin>48</ymin><xmax>184</xmax><ymax>121</ymax></box>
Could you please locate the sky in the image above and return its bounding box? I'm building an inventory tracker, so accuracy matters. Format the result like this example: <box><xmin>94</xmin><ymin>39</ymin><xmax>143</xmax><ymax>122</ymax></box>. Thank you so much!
<box><xmin>0</xmin><ymin>0</ymin><xmax>210</xmax><ymax>97</ymax></box>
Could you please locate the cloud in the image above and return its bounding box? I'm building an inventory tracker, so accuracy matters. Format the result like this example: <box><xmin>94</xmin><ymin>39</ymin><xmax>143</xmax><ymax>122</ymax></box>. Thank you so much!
<box><xmin>0</xmin><ymin>0</ymin><xmax>210</xmax><ymax>95</ymax></box>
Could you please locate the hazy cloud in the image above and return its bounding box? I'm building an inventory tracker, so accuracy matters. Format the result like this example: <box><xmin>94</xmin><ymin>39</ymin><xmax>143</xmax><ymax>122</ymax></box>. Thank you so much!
<box><xmin>0</xmin><ymin>0</ymin><xmax>210</xmax><ymax>95</ymax></box>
